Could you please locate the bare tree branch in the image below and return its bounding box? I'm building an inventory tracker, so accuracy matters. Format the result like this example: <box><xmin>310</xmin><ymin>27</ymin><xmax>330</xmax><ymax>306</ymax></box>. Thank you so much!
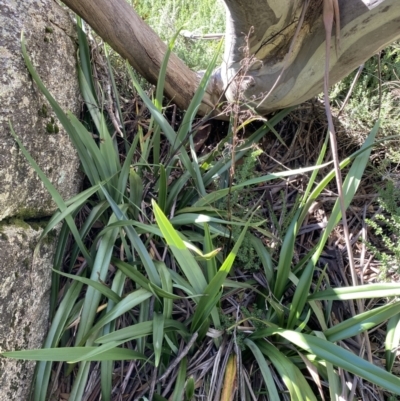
<box><xmin>62</xmin><ymin>0</ymin><xmax>400</xmax><ymax>115</ymax></box>
<box><xmin>62</xmin><ymin>0</ymin><xmax>222</xmax><ymax>114</ymax></box>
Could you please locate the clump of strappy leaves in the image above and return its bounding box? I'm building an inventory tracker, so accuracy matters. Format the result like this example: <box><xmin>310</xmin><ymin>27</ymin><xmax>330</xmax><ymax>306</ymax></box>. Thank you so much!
<box><xmin>3</xmin><ymin>22</ymin><xmax>400</xmax><ymax>401</ymax></box>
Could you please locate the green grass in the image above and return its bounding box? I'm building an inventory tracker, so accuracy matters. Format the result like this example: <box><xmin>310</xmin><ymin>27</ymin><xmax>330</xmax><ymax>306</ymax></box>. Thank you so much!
<box><xmin>132</xmin><ymin>0</ymin><xmax>225</xmax><ymax>69</ymax></box>
<box><xmin>331</xmin><ymin>42</ymin><xmax>400</xmax><ymax>151</ymax></box>
<box><xmin>330</xmin><ymin>42</ymin><xmax>400</xmax><ymax>282</ymax></box>
<box><xmin>366</xmin><ymin>180</ymin><xmax>400</xmax><ymax>280</ymax></box>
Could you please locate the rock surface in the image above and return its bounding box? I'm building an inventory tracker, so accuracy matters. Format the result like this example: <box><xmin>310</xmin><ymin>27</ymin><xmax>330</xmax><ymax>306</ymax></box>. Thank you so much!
<box><xmin>0</xmin><ymin>223</ymin><xmax>58</xmax><ymax>401</ymax></box>
<box><xmin>0</xmin><ymin>0</ymin><xmax>82</xmax><ymax>399</ymax></box>
<box><xmin>0</xmin><ymin>0</ymin><xmax>82</xmax><ymax>220</ymax></box>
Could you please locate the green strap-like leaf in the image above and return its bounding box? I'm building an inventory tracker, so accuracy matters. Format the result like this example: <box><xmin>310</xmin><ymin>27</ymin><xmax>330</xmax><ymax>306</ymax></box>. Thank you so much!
<box><xmin>3</xmin><ymin>347</ymin><xmax>146</xmax><ymax>362</ymax></box>
<box><xmin>309</xmin><ymin>283</ymin><xmax>400</xmax><ymax>301</ymax></box>
<box><xmin>274</xmin><ymin>328</ymin><xmax>400</xmax><ymax>395</ymax></box>
<box><xmin>153</xmin><ymin>312</ymin><xmax>165</xmax><ymax>367</ymax></box>
<box><xmin>96</xmin><ymin>319</ymin><xmax>188</xmax><ymax>344</ymax></box>
<box><xmin>54</xmin><ymin>270</ymin><xmax>122</xmax><ymax>304</ymax></box>
<box><xmin>191</xmin><ymin>219</ymin><xmax>250</xmax><ymax>332</ymax></box>
<box><xmin>152</xmin><ymin>200</ymin><xmax>208</xmax><ymax>295</ymax></box>
<box><xmin>257</xmin><ymin>341</ymin><xmax>318</xmax><ymax>401</ymax></box>
<box><xmin>386</xmin><ymin>313</ymin><xmax>400</xmax><ymax>372</ymax></box>
<box><xmin>244</xmin><ymin>339</ymin><xmax>280</xmax><ymax>400</ymax></box>
<box><xmin>324</xmin><ymin>302</ymin><xmax>400</xmax><ymax>342</ymax></box>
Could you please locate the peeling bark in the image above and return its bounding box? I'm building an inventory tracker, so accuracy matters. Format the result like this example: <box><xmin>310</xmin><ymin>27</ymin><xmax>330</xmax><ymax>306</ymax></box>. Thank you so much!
<box><xmin>222</xmin><ymin>0</ymin><xmax>400</xmax><ymax>113</ymax></box>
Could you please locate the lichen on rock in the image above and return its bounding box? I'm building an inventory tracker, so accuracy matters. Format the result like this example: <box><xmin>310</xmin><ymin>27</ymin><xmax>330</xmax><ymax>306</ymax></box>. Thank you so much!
<box><xmin>0</xmin><ymin>0</ymin><xmax>82</xmax><ymax>221</ymax></box>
